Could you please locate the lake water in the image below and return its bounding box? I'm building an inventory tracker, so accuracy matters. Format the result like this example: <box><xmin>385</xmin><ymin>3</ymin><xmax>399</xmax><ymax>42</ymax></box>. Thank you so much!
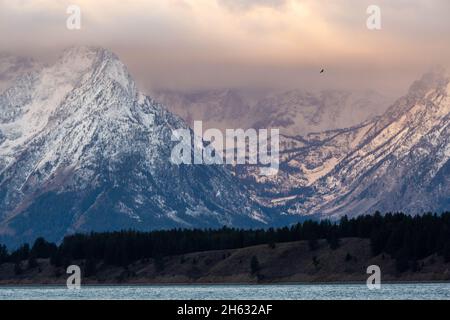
<box><xmin>1</xmin><ymin>283</ymin><xmax>450</xmax><ymax>300</ymax></box>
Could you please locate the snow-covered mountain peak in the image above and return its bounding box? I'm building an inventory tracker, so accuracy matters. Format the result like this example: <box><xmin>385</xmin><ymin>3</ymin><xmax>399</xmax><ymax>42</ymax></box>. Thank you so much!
<box><xmin>408</xmin><ymin>68</ymin><xmax>449</xmax><ymax>96</ymax></box>
<box><xmin>365</xmin><ymin>69</ymin><xmax>450</xmax><ymax>136</ymax></box>
<box><xmin>55</xmin><ymin>46</ymin><xmax>137</xmax><ymax>97</ymax></box>
<box><xmin>0</xmin><ymin>47</ymin><xmax>267</xmax><ymax>246</ymax></box>
<box><xmin>2</xmin><ymin>46</ymin><xmax>151</xmax><ymax>167</ymax></box>
<box><xmin>58</xmin><ymin>46</ymin><xmax>101</xmax><ymax>72</ymax></box>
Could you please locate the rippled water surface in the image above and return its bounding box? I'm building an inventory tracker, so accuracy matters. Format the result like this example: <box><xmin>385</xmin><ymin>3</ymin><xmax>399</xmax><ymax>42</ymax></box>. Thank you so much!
<box><xmin>1</xmin><ymin>283</ymin><xmax>450</xmax><ymax>300</ymax></box>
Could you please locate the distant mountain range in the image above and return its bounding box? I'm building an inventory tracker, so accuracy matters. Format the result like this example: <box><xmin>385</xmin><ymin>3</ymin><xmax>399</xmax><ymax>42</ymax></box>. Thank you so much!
<box><xmin>1</xmin><ymin>47</ymin><xmax>450</xmax><ymax>247</ymax></box>
<box><xmin>153</xmin><ymin>88</ymin><xmax>392</xmax><ymax>136</ymax></box>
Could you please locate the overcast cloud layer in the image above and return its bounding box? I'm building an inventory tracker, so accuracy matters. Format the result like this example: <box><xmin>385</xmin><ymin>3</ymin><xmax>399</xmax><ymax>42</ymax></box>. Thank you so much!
<box><xmin>1</xmin><ymin>0</ymin><xmax>450</xmax><ymax>96</ymax></box>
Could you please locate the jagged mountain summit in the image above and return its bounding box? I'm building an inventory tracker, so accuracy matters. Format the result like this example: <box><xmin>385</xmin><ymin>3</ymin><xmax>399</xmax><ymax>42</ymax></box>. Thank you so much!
<box><xmin>242</xmin><ymin>69</ymin><xmax>450</xmax><ymax>218</ymax></box>
<box><xmin>0</xmin><ymin>47</ymin><xmax>267</xmax><ymax>247</ymax></box>
<box><xmin>304</xmin><ymin>69</ymin><xmax>450</xmax><ymax>217</ymax></box>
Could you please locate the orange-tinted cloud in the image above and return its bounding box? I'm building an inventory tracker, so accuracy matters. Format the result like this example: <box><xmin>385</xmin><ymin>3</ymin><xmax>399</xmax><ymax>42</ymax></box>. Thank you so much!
<box><xmin>0</xmin><ymin>0</ymin><xmax>449</xmax><ymax>95</ymax></box>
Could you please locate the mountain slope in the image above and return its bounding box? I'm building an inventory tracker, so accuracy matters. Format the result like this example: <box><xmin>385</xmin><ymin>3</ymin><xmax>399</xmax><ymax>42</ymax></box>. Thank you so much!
<box><xmin>302</xmin><ymin>70</ymin><xmax>450</xmax><ymax>217</ymax></box>
<box><xmin>0</xmin><ymin>47</ymin><xmax>267</xmax><ymax>247</ymax></box>
<box><xmin>246</xmin><ymin>70</ymin><xmax>450</xmax><ymax>217</ymax></box>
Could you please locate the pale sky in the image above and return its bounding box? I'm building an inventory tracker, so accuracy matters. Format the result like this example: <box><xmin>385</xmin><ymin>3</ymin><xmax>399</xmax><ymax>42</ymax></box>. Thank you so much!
<box><xmin>1</xmin><ymin>0</ymin><xmax>450</xmax><ymax>96</ymax></box>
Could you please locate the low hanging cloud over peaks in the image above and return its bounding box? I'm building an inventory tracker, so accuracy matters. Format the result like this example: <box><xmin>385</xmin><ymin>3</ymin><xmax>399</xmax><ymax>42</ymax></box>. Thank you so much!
<box><xmin>0</xmin><ymin>0</ymin><xmax>449</xmax><ymax>96</ymax></box>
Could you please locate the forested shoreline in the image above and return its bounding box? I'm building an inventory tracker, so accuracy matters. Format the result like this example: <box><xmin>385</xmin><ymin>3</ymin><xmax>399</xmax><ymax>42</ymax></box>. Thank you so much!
<box><xmin>2</xmin><ymin>212</ymin><xmax>450</xmax><ymax>275</ymax></box>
